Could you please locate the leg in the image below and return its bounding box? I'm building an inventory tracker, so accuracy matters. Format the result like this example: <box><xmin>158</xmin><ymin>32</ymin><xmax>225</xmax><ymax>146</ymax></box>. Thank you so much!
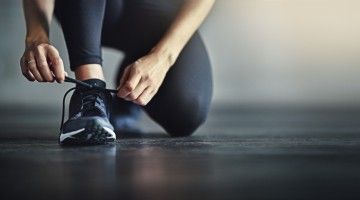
<box><xmin>54</xmin><ymin>0</ymin><xmax>116</xmax><ymax>145</ymax></box>
<box><xmin>110</xmin><ymin>0</ymin><xmax>213</xmax><ymax>136</ymax></box>
<box><xmin>145</xmin><ymin>33</ymin><xmax>213</xmax><ymax>137</ymax></box>
<box><xmin>54</xmin><ymin>0</ymin><xmax>106</xmax><ymax>80</ymax></box>
<box><xmin>102</xmin><ymin>0</ymin><xmax>183</xmax><ymax>135</ymax></box>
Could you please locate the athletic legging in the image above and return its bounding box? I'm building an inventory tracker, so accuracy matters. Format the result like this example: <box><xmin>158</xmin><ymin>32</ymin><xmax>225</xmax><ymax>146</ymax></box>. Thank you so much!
<box><xmin>54</xmin><ymin>0</ymin><xmax>213</xmax><ymax>136</ymax></box>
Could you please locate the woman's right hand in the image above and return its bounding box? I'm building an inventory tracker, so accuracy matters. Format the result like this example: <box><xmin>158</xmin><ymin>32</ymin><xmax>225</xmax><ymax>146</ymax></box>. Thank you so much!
<box><xmin>20</xmin><ymin>41</ymin><xmax>66</xmax><ymax>83</ymax></box>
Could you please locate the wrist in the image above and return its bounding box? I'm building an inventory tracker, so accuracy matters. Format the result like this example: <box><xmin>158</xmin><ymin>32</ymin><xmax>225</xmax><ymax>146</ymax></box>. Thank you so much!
<box><xmin>150</xmin><ymin>43</ymin><xmax>179</xmax><ymax>69</ymax></box>
<box><xmin>25</xmin><ymin>31</ymin><xmax>49</xmax><ymax>48</ymax></box>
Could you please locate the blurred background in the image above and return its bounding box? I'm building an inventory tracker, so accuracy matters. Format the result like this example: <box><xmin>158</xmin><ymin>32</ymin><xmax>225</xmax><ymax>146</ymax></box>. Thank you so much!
<box><xmin>1</xmin><ymin>0</ymin><xmax>360</xmax><ymax>136</ymax></box>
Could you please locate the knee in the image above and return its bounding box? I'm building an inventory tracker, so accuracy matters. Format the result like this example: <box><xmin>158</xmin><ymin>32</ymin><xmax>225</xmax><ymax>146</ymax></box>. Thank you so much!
<box><xmin>165</xmin><ymin>113</ymin><xmax>207</xmax><ymax>137</ymax></box>
<box><xmin>163</xmin><ymin>98</ymin><xmax>210</xmax><ymax>137</ymax></box>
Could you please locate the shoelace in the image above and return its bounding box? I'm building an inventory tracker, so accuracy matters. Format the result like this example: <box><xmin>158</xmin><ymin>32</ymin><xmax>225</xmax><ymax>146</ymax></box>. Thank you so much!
<box><xmin>81</xmin><ymin>91</ymin><xmax>103</xmax><ymax>113</ymax></box>
<box><xmin>60</xmin><ymin>76</ymin><xmax>118</xmax><ymax>131</ymax></box>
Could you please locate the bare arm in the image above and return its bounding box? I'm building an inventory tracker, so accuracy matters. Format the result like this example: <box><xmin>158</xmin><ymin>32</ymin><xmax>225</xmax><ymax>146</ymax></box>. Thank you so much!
<box><xmin>21</xmin><ymin>0</ymin><xmax>65</xmax><ymax>83</ymax></box>
<box><xmin>117</xmin><ymin>0</ymin><xmax>215</xmax><ymax>105</ymax></box>
<box><xmin>23</xmin><ymin>0</ymin><xmax>53</xmax><ymax>45</ymax></box>
<box><xmin>153</xmin><ymin>0</ymin><xmax>216</xmax><ymax>67</ymax></box>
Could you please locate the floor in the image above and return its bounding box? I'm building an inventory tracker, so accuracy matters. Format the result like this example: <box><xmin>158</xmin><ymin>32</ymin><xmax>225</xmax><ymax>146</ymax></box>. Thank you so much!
<box><xmin>1</xmin><ymin>106</ymin><xmax>360</xmax><ymax>200</ymax></box>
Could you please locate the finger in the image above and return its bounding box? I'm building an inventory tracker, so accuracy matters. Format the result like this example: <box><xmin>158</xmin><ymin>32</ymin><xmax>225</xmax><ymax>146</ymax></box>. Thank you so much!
<box><xmin>125</xmin><ymin>79</ymin><xmax>148</xmax><ymax>101</ymax></box>
<box><xmin>20</xmin><ymin>55</ymin><xmax>25</xmax><ymax>70</ymax></box>
<box><xmin>134</xmin><ymin>87</ymin><xmax>155</xmax><ymax>106</ymax></box>
<box><xmin>35</xmin><ymin>45</ymin><xmax>54</xmax><ymax>82</ymax></box>
<box><xmin>21</xmin><ymin>62</ymin><xmax>36</xmax><ymax>81</ymax></box>
<box><xmin>45</xmin><ymin>45</ymin><xmax>65</xmax><ymax>83</ymax></box>
<box><xmin>24</xmin><ymin>70</ymin><xmax>36</xmax><ymax>81</ymax></box>
<box><xmin>118</xmin><ymin>67</ymin><xmax>142</xmax><ymax>98</ymax></box>
<box><xmin>116</xmin><ymin>68</ymin><xmax>129</xmax><ymax>97</ymax></box>
<box><xmin>20</xmin><ymin>56</ymin><xmax>34</xmax><ymax>81</ymax></box>
<box><xmin>27</xmin><ymin>51</ymin><xmax>44</xmax><ymax>82</ymax></box>
<box><xmin>117</xmin><ymin>67</ymin><xmax>131</xmax><ymax>90</ymax></box>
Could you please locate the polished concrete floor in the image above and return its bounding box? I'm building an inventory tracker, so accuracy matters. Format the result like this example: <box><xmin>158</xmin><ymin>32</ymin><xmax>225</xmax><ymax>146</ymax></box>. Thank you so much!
<box><xmin>1</xmin><ymin>106</ymin><xmax>360</xmax><ymax>200</ymax></box>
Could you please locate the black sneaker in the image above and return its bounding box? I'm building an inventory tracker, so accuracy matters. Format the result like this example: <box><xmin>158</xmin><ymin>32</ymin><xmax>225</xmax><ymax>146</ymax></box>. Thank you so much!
<box><xmin>59</xmin><ymin>79</ymin><xmax>116</xmax><ymax>145</ymax></box>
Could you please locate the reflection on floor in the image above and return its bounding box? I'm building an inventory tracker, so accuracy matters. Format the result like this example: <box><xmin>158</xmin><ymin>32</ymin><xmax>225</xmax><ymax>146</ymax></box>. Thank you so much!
<box><xmin>1</xmin><ymin>106</ymin><xmax>360</xmax><ymax>200</ymax></box>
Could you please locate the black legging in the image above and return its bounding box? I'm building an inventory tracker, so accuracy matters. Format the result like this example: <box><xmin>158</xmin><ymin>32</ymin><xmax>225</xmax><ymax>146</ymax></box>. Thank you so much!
<box><xmin>54</xmin><ymin>0</ymin><xmax>213</xmax><ymax>136</ymax></box>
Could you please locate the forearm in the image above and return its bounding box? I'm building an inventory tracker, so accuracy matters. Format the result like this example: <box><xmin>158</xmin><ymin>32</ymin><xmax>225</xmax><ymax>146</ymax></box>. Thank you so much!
<box><xmin>23</xmin><ymin>0</ymin><xmax>55</xmax><ymax>45</ymax></box>
<box><xmin>152</xmin><ymin>0</ymin><xmax>215</xmax><ymax>67</ymax></box>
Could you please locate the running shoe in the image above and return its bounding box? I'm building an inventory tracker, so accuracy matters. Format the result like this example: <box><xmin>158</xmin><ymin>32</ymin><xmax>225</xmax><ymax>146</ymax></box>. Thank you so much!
<box><xmin>59</xmin><ymin>79</ymin><xmax>116</xmax><ymax>145</ymax></box>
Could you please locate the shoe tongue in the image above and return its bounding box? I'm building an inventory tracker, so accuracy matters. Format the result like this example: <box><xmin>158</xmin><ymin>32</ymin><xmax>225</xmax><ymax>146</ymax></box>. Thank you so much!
<box><xmin>76</xmin><ymin>79</ymin><xmax>107</xmax><ymax>117</ymax></box>
<box><xmin>81</xmin><ymin>90</ymin><xmax>106</xmax><ymax>117</ymax></box>
<box><xmin>76</xmin><ymin>79</ymin><xmax>106</xmax><ymax>90</ymax></box>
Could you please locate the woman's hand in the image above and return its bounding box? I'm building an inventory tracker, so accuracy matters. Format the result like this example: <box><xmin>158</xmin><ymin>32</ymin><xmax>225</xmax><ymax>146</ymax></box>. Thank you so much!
<box><xmin>117</xmin><ymin>50</ymin><xmax>172</xmax><ymax>106</ymax></box>
<box><xmin>20</xmin><ymin>41</ymin><xmax>66</xmax><ymax>83</ymax></box>
<box><xmin>116</xmin><ymin>0</ymin><xmax>215</xmax><ymax>106</ymax></box>
<box><xmin>21</xmin><ymin>0</ymin><xmax>64</xmax><ymax>82</ymax></box>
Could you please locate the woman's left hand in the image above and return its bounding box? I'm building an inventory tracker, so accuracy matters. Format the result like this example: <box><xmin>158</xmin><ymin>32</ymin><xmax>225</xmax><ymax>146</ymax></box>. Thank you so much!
<box><xmin>117</xmin><ymin>51</ymin><xmax>172</xmax><ymax>106</ymax></box>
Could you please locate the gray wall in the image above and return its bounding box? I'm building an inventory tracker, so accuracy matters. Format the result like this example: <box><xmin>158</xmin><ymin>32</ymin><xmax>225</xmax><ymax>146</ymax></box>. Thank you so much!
<box><xmin>1</xmin><ymin>0</ymin><xmax>360</xmax><ymax>108</ymax></box>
